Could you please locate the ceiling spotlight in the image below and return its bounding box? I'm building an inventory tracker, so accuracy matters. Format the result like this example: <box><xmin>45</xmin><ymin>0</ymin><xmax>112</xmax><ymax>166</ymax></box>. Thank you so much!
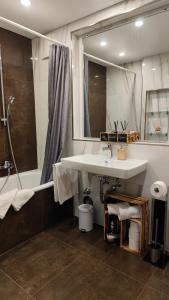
<box><xmin>20</xmin><ymin>0</ymin><xmax>31</xmax><ymax>7</ymax></box>
<box><xmin>135</xmin><ymin>18</ymin><xmax>144</xmax><ymax>28</ymax></box>
<box><xmin>119</xmin><ymin>52</ymin><xmax>125</xmax><ymax>57</ymax></box>
<box><xmin>152</xmin><ymin>67</ymin><xmax>156</xmax><ymax>71</ymax></box>
<box><xmin>100</xmin><ymin>41</ymin><xmax>107</xmax><ymax>47</ymax></box>
<box><xmin>142</xmin><ymin>62</ymin><xmax>146</xmax><ymax>67</ymax></box>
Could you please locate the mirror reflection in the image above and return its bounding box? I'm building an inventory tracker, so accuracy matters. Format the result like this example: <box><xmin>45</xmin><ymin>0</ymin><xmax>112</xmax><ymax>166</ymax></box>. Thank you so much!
<box><xmin>73</xmin><ymin>8</ymin><xmax>169</xmax><ymax>142</ymax></box>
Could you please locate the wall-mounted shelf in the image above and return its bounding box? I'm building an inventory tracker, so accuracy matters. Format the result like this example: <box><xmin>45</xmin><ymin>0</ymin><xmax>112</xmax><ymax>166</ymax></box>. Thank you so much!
<box><xmin>145</xmin><ymin>89</ymin><xmax>169</xmax><ymax>141</ymax></box>
<box><xmin>146</xmin><ymin>111</ymin><xmax>169</xmax><ymax>115</ymax></box>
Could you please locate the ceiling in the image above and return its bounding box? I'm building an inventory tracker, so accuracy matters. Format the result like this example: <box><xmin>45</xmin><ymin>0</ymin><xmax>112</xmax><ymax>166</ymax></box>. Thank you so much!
<box><xmin>0</xmin><ymin>0</ymin><xmax>122</xmax><ymax>34</ymax></box>
<box><xmin>84</xmin><ymin>9</ymin><xmax>169</xmax><ymax>64</ymax></box>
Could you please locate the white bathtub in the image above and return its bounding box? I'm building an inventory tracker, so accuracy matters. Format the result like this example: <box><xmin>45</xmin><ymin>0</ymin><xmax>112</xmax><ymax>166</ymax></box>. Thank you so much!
<box><xmin>0</xmin><ymin>169</ymin><xmax>54</xmax><ymax>193</ymax></box>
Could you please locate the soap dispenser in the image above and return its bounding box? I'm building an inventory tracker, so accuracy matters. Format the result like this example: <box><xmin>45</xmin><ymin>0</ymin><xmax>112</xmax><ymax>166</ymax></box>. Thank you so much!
<box><xmin>117</xmin><ymin>144</ymin><xmax>128</xmax><ymax>160</ymax></box>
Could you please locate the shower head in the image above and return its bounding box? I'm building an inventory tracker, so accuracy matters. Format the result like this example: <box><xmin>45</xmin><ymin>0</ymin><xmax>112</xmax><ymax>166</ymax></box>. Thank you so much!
<box><xmin>8</xmin><ymin>96</ymin><xmax>15</xmax><ymax>104</ymax></box>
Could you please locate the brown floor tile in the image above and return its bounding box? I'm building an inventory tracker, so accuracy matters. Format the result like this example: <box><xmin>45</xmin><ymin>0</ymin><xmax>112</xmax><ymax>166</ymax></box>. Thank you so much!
<box><xmin>103</xmin><ymin>247</ymin><xmax>154</xmax><ymax>283</ymax></box>
<box><xmin>146</xmin><ymin>269</ymin><xmax>169</xmax><ymax>296</ymax></box>
<box><xmin>0</xmin><ymin>231</ymin><xmax>79</xmax><ymax>295</ymax></box>
<box><xmin>0</xmin><ymin>270</ymin><xmax>30</xmax><ymax>300</ymax></box>
<box><xmin>48</xmin><ymin>219</ymin><xmax>103</xmax><ymax>252</ymax></box>
<box><xmin>87</xmin><ymin>238</ymin><xmax>113</xmax><ymax>261</ymax></box>
<box><xmin>137</xmin><ymin>286</ymin><xmax>169</xmax><ymax>300</ymax></box>
<box><xmin>35</xmin><ymin>254</ymin><xmax>143</xmax><ymax>300</ymax></box>
<box><xmin>1</xmin><ymin>220</ymin><xmax>168</xmax><ymax>300</ymax></box>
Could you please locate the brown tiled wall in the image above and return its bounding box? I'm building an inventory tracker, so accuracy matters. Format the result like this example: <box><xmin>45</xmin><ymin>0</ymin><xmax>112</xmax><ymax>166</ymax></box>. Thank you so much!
<box><xmin>0</xmin><ymin>187</ymin><xmax>73</xmax><ymax>254</ymax></box>
<box><xmin>88</xmin><ymin>61</ymin><xmax>106</xmax><ymax>138</ymax></box>
<box><xmin>0</xmin><ymin>28</ymin><xmax>37</xmax><ymax>174</ymax></box>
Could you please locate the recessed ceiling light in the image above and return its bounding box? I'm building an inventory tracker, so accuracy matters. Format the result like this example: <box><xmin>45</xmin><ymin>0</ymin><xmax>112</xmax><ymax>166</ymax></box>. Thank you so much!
<box><xmin>20</xmin><ymin>0</ymin><xmax>31</xmax><ymax>7</ymax></box>
<box><xmin>100</xmin><ymin>41</ymin><xmax>107</xmax><ymax>47</ymax></box>
<box><xmin>135</xmin><ymin>18</ymin><xmax>144</xmax><ymax>28</ymax></box>
<box><xmin>119</xmin><ymin>52</ymin><xmax>125</xmax><ymax>57</ymax></box>
<box><xmin>95</xmin><ymin>75</ymin><xmax>100</xmax><ymax>78</ymax></box>
<box><xmin>152</xmin><ymin>67</ymin><xmax>156</xmax><ymax>71</ymax></box>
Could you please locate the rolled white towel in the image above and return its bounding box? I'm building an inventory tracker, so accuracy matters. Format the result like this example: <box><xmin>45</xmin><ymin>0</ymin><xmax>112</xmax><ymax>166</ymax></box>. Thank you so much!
<box><xmin>107</xmin><ymin>202</ymin><xmax>129</xmax><ymax>215</ymax></box>
<box><xmin>0</xmin><ymin>189</ymin><xmax>18</xmax><ymax>219</ymax></box>
<box><xmin>12</xmin><ymin>189</ymin><xmax>35</xmax><ymax>212</ymax></box>
<box><xmin>118</xmin><ymin>205</ymin><xmax>141</xmax><ymax>221</ymax></box>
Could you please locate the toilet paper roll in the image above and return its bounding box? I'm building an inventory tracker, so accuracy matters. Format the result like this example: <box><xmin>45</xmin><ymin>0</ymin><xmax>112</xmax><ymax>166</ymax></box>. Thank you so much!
<box><xmin>150</xmin><ymin>181</ymin><xmax>168</xmax><ymax>201</ymax></box>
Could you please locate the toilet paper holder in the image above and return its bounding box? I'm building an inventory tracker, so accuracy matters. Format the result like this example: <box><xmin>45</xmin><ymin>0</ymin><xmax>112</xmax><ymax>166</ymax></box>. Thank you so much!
<box><xmin>145</xmin><ymin>181</ymin><xmax>168</xmax><ymax>268</ymax></box>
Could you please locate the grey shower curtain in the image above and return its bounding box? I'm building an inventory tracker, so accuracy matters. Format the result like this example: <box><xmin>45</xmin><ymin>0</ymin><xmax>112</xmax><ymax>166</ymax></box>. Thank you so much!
<box><xmin>41</xmin><ymin>44</ymin><xmax>70</xmax><ymax>184</ymax></box>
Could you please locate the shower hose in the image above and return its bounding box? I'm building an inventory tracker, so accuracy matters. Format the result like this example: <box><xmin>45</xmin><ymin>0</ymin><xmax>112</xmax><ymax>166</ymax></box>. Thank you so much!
<box><xmin>7</xmin><ymin>104</ymin><xmax>22</xmax><ymax>190</ymax></box>
<box><xmin>0</xmin><ymin>105</ymin><xmax>22</xmax><ymax>193</ymax></box>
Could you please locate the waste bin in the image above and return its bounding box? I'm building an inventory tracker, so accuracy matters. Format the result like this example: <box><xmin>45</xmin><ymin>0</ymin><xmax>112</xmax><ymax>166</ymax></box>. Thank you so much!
<box><xmin>78</xmin><ymin>204</ymin><xmax>93</xmax><ymax>232</ymax></box>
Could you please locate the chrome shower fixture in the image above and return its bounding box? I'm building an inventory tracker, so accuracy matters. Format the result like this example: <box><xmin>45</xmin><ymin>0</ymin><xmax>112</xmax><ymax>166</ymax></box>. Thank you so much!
<box><xmin>8</xmin><ymin>96</ymin><xmax>15</xmax><ymax>104</ymax></box>
<box><xmin>7</xmin><ymin>96</ymin><xmax>15</xmax><ymax>117</ymax></box>
<box><xmin>1</xmin><ymin>96</ymin><xmax>16</xmax><ymax>124</ymax></box>
<box><xmin>0</xmin><ymin>161</ymin><xmax>14</xmax><ymax>171</ymax></box>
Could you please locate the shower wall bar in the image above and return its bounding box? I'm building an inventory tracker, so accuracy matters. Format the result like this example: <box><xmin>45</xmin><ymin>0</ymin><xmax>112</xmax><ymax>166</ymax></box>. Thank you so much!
<box><xmin>84</xmin><ymin>52</ymin><xmax>136</xmax><ymax>74</ymax></box>
<box><xmin>0</xmin><ymin>45</ymin><xmax>6</xmax><ymax>126</ymax></box>
<box><xmin>0</xmin><ymin>16</ymin><xmax>67</xmax><ymax>47</ymax></box>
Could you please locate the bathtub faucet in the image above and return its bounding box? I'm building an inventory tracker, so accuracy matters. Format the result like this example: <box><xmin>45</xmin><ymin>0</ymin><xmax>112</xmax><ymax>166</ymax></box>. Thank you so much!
<box><xmin>0</xmin><ymin>161</ymin><xmax>14</xmax><ymax>171</ymax></box>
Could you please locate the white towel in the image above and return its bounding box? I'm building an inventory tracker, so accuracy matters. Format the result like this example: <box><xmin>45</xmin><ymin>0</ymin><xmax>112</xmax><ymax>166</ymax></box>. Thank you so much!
<box><xmin>12</xmin><ymin>189</ymin><xmax>35</xmax><ymax>212</ymax></box>
<box><xmin>0</xmin><ymin>189</ymin><xmax>18</xmax><ymax>219</ymax></box>
<box><xmin>107</xmin><ymin>202</ymin><xmax>129</xmax><ymax>215</ymax></box>
<box><xmin>53</xmin><ymin>162</ymin><xmax>78</xmax><ymax>205</ymax></box>
<box><xmin>118</xmin><ymin>205</ymin><xmax>141</xmax><ymax>221</ymax></box>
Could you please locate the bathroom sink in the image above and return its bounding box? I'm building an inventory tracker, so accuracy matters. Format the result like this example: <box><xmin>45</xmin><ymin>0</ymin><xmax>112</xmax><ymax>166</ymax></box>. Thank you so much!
<box><xmin>61</xmin><ymin>154</ymin><xmax>147</xmax><ymax>179</ymax></box>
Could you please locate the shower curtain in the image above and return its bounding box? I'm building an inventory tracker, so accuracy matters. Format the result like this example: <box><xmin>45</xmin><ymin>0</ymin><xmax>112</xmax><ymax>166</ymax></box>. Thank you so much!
<box><xmin>41</xmin><ymin>44</ymin><xmax>70</xmax><ymax>184</ymax></box>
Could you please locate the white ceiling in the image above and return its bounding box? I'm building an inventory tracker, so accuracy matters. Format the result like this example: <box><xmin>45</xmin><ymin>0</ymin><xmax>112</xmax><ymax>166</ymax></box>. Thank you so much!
<box><xmin>84</xmin><ymin>9</ymin><xmax>169</xmax><ymax>64</ymax></box>
<box><xmin>0</xmin><ymin>0</ymin><xmax>122</xmax><ymax>34</ymax></box>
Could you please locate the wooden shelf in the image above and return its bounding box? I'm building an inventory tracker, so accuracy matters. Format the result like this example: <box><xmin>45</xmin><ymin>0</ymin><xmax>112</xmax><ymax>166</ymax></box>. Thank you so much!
<box><xmin>121</xmin><ymin>243</ymin><xmax>140</xmax><ymax>255</ymax></box>
<box><xmin>104</xmin><ymin>192</ymin><xmax>149</xmax><ymax>256</ymax></box>
<box><xmin>106</xmin><ymin>192</ymin><xmax>148</xmax><ymax>205</ymax></box>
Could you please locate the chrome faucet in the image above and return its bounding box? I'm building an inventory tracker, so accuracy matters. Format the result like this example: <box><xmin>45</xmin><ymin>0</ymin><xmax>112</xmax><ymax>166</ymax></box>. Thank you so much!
<box><xmin>0</xmin><ymin>161</ymin><xmax>14</xmax><ymax>171</ymax></box>
<box><xmin>102</xmin><ymin>143</ymin><xmax>113</xmax><ymax>158</ymax></box>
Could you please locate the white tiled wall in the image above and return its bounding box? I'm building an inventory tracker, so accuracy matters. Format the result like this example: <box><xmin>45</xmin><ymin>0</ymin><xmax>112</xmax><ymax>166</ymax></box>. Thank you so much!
<box><xmin>32</xmin><ymin>0</ymin><xmax>169</xmax><ymax>249</ymax></box>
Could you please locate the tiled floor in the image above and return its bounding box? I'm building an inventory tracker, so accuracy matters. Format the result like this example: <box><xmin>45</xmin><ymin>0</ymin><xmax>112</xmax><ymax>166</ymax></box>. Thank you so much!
<box><xmin>0</xmin><ymin>218</ymin><xmax>169</xmax><ymax>300</ymax></box>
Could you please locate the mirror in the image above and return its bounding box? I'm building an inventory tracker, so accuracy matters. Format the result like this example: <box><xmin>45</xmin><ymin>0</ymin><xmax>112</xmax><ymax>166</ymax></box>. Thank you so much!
<box><xmin>72</xmin><ymin>7</ymin><xmax>169</xmax><ymax>143</ymax></box>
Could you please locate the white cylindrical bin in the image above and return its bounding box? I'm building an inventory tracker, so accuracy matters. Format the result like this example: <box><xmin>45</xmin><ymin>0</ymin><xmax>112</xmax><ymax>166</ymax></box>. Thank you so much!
<box><xmin>78</xmin><ymin>204</ymin><xmax>93</xmax><ymax>232</ymax></box>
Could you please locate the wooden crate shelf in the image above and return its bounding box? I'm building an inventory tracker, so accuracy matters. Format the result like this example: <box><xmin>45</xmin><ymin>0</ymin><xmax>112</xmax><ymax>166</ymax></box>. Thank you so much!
<box><xmin>121</xmin><ymin>243</ymin><xmax>140</xmax><ymax>255</ymax></box>
<box><xmin>104</xmin><ymin>192</ymin><xmax>149</xmax><ymax>256</ymax></box>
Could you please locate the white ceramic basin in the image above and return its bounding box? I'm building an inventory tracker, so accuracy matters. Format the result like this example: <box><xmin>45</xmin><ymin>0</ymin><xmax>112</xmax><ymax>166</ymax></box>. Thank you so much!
<box><xmin>61</xmin><ymin>154</ymin><xmax>147</xmax><ymax>179</ymax></box>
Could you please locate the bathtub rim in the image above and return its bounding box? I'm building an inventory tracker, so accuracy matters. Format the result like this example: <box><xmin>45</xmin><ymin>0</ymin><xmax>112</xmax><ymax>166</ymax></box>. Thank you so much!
<box><xmin>0</xmin><ymin>168</ymin><xmax>54</xmax><ymax>193</ymax></box>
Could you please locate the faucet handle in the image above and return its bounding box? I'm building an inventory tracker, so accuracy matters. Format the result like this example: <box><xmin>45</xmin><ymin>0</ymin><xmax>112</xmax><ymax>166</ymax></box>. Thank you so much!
<box><xmin>0</xmin><ymin>161</ymin><xmax>14</xmax><ymax>171</ymax></box>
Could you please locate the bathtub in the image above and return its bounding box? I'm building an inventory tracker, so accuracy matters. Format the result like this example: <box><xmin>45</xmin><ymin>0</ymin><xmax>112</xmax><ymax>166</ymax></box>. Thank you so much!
<box><xmin>0</xmin><ymin>169</ymin><xmax>73</xmax><ymax>255</ymax></box>
<box><xmin>0</xmin><ymin>169</ymin><xmax>54</xmax><ymax>193</ymax></box>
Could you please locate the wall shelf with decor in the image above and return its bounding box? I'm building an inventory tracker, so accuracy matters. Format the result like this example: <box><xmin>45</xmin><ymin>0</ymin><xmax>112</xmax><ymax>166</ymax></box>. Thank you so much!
<box><xmin>145</xmin><ymin>89</ymin><xmax>169</xmax><ymax>142</ymax></box>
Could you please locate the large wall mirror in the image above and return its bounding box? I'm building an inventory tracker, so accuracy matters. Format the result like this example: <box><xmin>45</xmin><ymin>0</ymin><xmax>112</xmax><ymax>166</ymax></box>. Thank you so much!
<box><xmin>72</xmin><ymin>7</ymin><xmax>169</xmax><ymax>143</ymax></box>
